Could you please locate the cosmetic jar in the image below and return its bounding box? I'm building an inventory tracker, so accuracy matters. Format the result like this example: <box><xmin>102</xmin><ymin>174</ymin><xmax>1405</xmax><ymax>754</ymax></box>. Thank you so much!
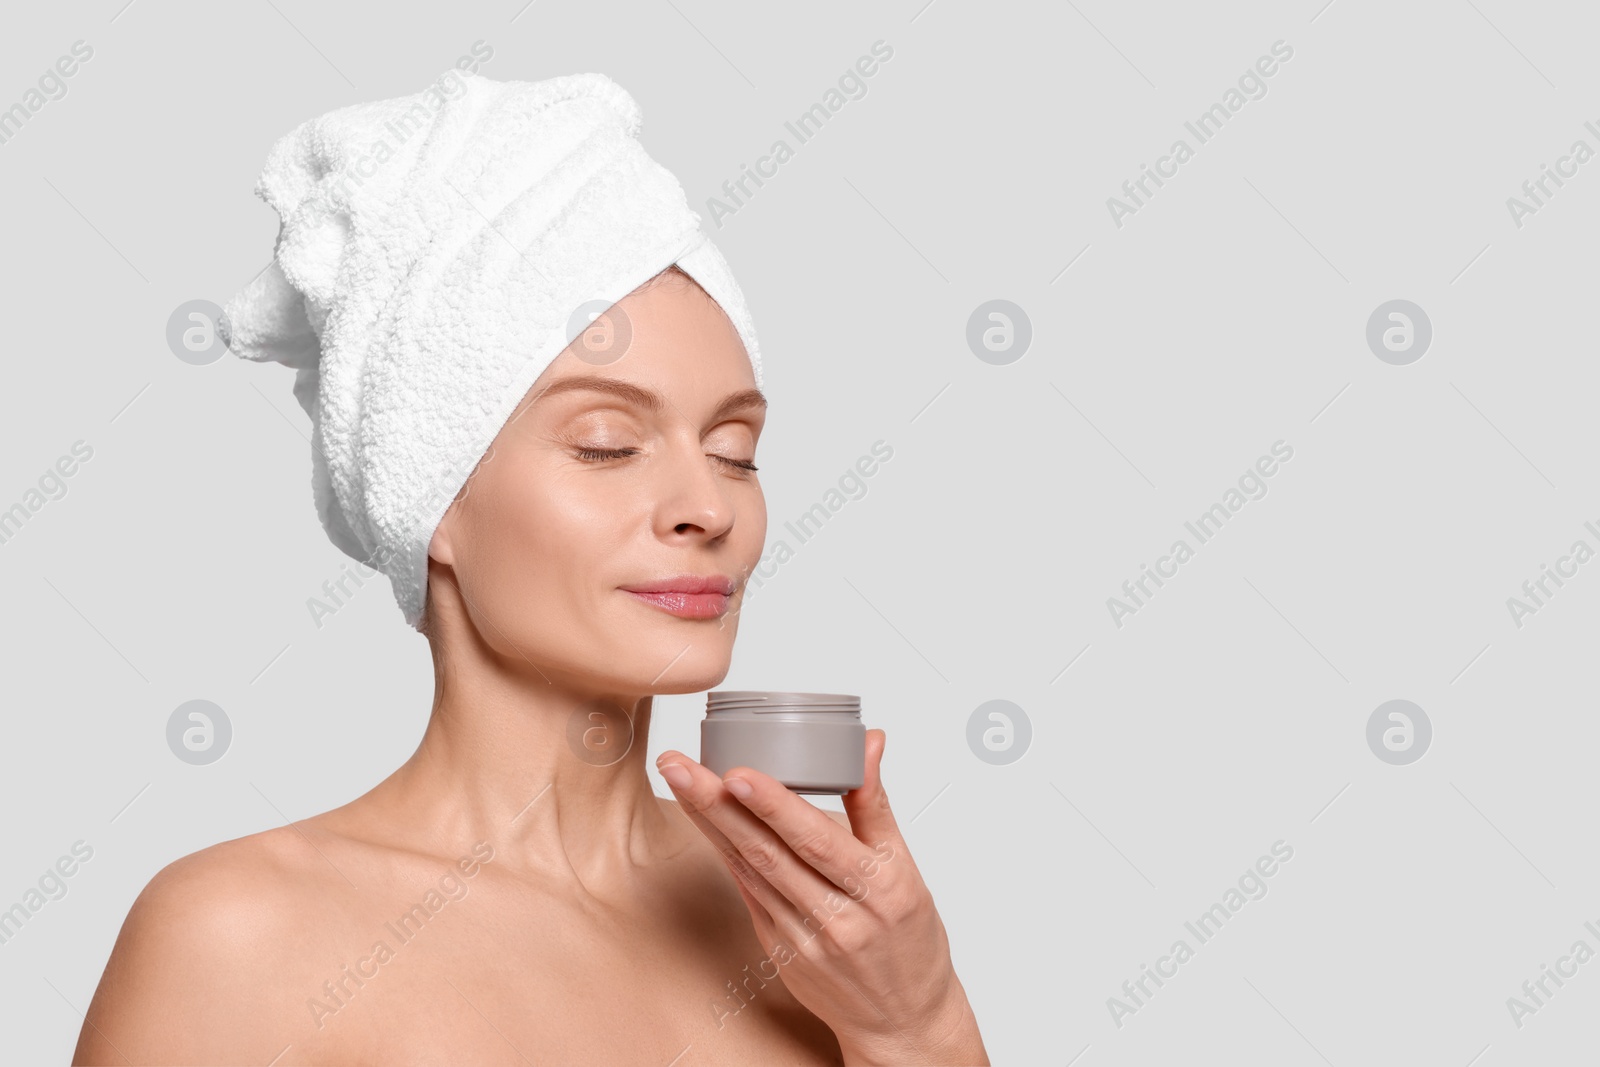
<box><xmin>701</xmin><ymin>691</ymin><xmax>865</xmax><ymax>795</ymax></box>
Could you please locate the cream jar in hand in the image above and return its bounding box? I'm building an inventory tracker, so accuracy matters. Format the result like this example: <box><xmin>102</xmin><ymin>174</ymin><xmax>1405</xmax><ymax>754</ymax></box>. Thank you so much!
<box><xmin>700</xmin><ymin>691</ymin><xmax>866</xmax><ymax>795</ymax></box>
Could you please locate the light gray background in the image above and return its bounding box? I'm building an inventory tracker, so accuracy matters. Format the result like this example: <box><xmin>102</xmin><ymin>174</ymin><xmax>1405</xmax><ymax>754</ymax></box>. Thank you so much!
<box><xmin>2</xmin><ymin>0</ymin><xmax>1596</xmax><ymax>1063</ymax></box>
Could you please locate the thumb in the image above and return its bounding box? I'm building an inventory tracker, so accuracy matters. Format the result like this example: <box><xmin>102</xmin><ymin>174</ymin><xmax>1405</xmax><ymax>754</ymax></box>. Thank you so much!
<box><xmin>842</xmin><ymin>728</ymin><xmax>903</xmax><ymax>850</ymax></box>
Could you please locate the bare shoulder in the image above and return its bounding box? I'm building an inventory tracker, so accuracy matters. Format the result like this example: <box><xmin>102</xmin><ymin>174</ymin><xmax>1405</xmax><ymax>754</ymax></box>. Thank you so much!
<box><xmin>73</xmin><ymin>824</ymin><xmax>347</xmax><ymax>1066</ymax></box>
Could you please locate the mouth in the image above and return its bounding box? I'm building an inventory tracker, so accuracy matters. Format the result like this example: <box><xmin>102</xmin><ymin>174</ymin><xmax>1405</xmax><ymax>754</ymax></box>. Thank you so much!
<box><xmin>621</xmin><ymin>574</ymin><xmax>736</xmax><ymax>620</ymax></box>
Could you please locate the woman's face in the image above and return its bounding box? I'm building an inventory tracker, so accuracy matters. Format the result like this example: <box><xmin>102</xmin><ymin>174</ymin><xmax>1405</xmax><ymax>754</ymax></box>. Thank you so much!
<box><xmin>427</xmin><ymin>269</ymin><xmax>767</xmax><ymax>695</ymax></box>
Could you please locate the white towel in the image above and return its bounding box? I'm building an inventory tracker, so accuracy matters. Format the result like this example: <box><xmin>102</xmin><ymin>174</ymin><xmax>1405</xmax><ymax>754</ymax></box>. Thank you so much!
<box><xmin>218</xmin><ymin>69</ymin><xmax>762</xmax><ymax>631</ymax></box>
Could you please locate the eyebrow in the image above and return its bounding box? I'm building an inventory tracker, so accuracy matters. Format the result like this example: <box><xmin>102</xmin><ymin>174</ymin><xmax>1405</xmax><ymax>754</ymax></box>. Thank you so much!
<box><xmin>531</xmin><ymin>374</ymin><xmax>767</xmax><ymax>423</ymax></box>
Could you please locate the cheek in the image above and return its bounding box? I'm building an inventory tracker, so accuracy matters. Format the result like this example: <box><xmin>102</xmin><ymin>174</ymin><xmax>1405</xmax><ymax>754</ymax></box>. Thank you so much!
<box><xmin>742</xmin><ymin>484</ymin><xmax>768</xmax><ymax>558</ymax></box>
<box><xmin>482</xmin><ymin>474</ymin><xmax>620</xmax><ymax>585</ymax></box>
<box><xmin>453</xmin><ymin>476</ymin><xmax>623</xmax><ymax>660</ymax></box>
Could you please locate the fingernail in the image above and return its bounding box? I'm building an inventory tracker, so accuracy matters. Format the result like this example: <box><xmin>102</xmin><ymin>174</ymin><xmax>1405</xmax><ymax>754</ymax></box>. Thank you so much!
<box><xmin>659</xmin><ymin>762</ymin><xmax>692</xmax><ymax>790</ymax></box>
<box><xmin>724</xmin><ymin>776</ymin><xmax>753</xmax><ymax>800</ymax></box>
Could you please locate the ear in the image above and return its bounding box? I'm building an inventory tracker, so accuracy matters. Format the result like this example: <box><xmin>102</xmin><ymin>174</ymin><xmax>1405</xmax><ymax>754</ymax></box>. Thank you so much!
<box><xmin>428</xmin><ymin>515</ymin><xmax>456</xmax><ymax>566</ymax></box>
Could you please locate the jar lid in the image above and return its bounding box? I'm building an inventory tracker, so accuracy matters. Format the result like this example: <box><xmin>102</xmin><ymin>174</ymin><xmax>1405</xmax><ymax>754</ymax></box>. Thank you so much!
<box><xmin>707</xmin><ymin>690</ymin><xmax>860</xmax><ymax>714</ymax></box>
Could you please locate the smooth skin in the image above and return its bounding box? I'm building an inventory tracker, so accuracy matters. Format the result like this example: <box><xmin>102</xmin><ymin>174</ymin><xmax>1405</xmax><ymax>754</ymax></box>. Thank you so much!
<box><xmin>73</xmin><ymin>267</ymin><xmax>987</xmax><ymax>1066</ymax></box>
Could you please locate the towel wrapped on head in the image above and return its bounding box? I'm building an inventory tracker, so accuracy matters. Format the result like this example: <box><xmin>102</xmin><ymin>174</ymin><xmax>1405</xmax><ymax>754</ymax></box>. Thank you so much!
<box><xmin>218</xmin><ymin>69</ymin><xmax>762</xmax><ymax>631</ymax></box>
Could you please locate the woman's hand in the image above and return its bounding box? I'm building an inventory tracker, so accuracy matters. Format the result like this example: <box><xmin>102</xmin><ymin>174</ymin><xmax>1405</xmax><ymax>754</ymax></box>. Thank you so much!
<box><xmin>655</xmin><ymin>729</ymin><xmax>988</xmax><ymax>1066</ymax></box>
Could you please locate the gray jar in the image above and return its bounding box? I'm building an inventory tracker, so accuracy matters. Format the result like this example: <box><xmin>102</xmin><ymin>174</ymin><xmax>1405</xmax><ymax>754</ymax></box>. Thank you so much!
<box><xmin>701</xmin><ymin>691</ymin><xmax>865</xmax><ymax>795</ymax></box>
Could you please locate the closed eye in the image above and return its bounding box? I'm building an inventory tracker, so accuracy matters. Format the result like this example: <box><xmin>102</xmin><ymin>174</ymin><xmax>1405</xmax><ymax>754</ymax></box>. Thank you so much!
<box><xmin>573</xmin><ymin>447</ymin><xmax>757</xmax><ymax>472</ymax></box>
<box><xmin>574</xmin><ymin>447</ymin><xmax>640</xmax><ymax>462</ymax></box>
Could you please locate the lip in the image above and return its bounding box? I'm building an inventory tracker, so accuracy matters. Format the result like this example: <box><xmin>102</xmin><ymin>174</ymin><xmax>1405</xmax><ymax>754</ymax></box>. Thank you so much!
<box><xmin>621</xmin><ymin>574</ymin><xmax>736</xmax><ymax>595</ymax></box>
<box><xmin>621</xmin><ymin>574</ymin><xmax>736</xmax><ymax>620</ymax></box>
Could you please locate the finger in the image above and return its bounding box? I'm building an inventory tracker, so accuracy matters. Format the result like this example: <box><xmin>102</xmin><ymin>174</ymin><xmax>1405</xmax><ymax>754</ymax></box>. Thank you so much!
<box><xmin>659</xmin><ymin>751</ymin><xmax>796</xmax><ymax>927</ymax></box>
<box><xmin>657</xmin><ymin>750</ymin><xmax>839</xmax><ymax>924</ymax></box>
<box><xmin>728</xmin><ymin>876</ymin><xmax>793</xmax><ymax>973</ymax></box>
<box><xmin>842</xmin><ymin>729</ymin><xmax>906</xmax><ymax>855</ymax></box>
<box><xmin>679</xmin><ymin>801</ymin><xmax>784</xmax><ymax>953</ymax></box>
<box><xmin>718</xmin><ymin>763</ymin><xmax>880</xmax><ymax>897</ymax></box>
<box><xmin>730</xmin><ymin>874</ymin><xmax>778</xmax><ymax>943</ymax></box>
<box><xmin>652</xmin><ymin>751</ymin><xmax>800</xmax><ymax>927</ymax></box>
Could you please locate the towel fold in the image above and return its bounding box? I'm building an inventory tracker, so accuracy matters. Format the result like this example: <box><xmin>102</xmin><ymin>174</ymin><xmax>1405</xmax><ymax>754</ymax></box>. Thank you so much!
<box><xmin>218</xmin><ymin>69</ymin><xmax>762</xmax><ymax>630</ymax></box>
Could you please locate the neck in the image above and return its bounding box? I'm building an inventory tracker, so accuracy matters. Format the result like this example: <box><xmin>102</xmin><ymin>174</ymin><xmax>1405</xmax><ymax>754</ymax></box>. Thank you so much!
<box><xmin>365</xmin><ymin>601</ymin><xmax>690</xmax><ymax>898</ymax></box>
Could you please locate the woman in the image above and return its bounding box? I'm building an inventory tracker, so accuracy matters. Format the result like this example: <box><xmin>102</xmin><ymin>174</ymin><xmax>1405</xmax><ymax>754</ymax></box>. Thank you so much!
<box><xmin>74</xmin><ymin>71</ymin><xmax>987</xmax><ymax>1065</ymax></box>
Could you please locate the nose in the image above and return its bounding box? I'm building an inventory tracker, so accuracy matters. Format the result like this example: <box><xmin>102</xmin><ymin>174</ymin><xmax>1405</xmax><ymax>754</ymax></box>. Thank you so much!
<box><xmin>655</xmin><ymin>434</ymin><xmax>737</xmax><ymax>542</ymax></box>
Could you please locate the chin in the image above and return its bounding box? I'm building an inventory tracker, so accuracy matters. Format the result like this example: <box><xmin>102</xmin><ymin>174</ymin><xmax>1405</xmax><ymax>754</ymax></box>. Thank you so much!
<box><xmin>631</xmin><ymin>637</ymin><xmax>734</xmax><ymax>695</ymax></box>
